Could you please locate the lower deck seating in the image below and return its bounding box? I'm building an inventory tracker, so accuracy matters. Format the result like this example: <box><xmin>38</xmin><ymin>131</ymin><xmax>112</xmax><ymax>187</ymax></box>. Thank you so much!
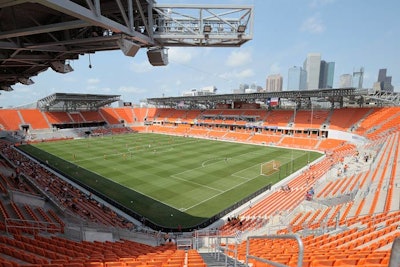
<box><xmin>0</xmin><ymin>234</ymin><xmax>194</xmax><ymax>267</ymax></box>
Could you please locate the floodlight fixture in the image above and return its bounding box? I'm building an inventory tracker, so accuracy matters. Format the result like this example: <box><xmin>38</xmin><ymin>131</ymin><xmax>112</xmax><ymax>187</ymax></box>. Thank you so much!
<box><xmin>237</xmin><ymin>25</ymin><xmax>246</xmax><ymax>33</ymax></box>
<box><xmin>203</xmin><ymin>25</ymin><xmax>212</xmax><ymax>33</ymax></box>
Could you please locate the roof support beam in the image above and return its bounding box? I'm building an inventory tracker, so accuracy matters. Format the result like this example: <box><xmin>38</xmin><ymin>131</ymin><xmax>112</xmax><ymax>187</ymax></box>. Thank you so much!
<box><xmin>0</xmin><ymin>0</ymin><xmax>29</xmax><ymax>9</ymax></box>
<box><xmin>0</xmin><ymin>20</ymin><xmax>91</xmax><ymax>39</ymax></box>
<box><xmin>31</xmin><ymin>0</ymin><xmax>154</xmax><ymax>45</ymax></box>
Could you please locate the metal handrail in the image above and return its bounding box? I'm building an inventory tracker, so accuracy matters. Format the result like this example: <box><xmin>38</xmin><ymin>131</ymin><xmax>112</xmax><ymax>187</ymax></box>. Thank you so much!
<box><xmin>389</xmin><ymin>237</ymin><xmax>400</xmax><ymax>267</ymax></box>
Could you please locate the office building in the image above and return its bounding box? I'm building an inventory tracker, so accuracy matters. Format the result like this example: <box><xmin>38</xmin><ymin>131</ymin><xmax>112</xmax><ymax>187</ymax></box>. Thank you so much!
<box><xmin>352</xmin><ymin>67</ymin><xmax>364</xmax><ymax>89</ymax></box>
<box><xmin>266</xmin><ymin>74</ymin><xmax>283</xmax><ymax>92</ymax></box>
<box><xmin>339</xmin><ymin>74</ymin><xmax>353</xmax><ymax>88</ymax></box>
<box><xmin>287</xmin><ymin>66</ymin><xmax>307</xmax><ymax>90</ymax></box>
<box><xmin>319</xmin><ymin>61</ymin><xmax>335</xmax><ymax>88</ymax></box>
<box><xmin>376</xmin><ymin>68</ymin><xmax>394</xmax><ymax>92</ymax></box>
<box><xmin>303</xmin><ymin>53</ymin><xmax>321</xmax><ymax>90</ymax></box>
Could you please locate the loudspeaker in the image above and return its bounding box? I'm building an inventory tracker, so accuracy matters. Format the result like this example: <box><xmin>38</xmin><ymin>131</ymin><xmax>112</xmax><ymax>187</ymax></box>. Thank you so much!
<box><xmin>50</xmin><ymin>61</ymin><xmax>74</xmax><ymax>73</ymax></box>
<box><xmin>18</xmin><ymin>77</ymin><xmax>34</xmax><ymax>85</ymax></box>
<box><xmin>0</xmin><ymin>85</ymin><xmax>13</xmax><ymax>91</ymax></box>
<box><xmin>117</xmin><ymin>39</ymin><xmax>140</xmax><ymax>57</ymax></box>
<box><xmin>147</xmin><ymin>48</ymin><xmax>168</xmax><ymax>66</ymax></box>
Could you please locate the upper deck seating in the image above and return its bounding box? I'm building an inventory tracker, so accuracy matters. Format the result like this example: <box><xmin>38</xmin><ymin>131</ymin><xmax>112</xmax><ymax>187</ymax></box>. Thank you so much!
<box><xmin>0</xmin><ymin>109</ymin><xmax>23</xmax><ymax>130</ymax></box>
<box><xmin>293</xmin><ymin>110</ymin><xmax>330</xmax><ymax>129</ymax></box>
<box><xmin>19</xmin><ymin>109</ymin><xmax>49</xmax><ymax>129</ymax></box>
<box><xmin>99</xmin><ymin>108</ymin><xmax>121</xmax><ymax>125</ymax></box>
<box><xmin>80</xmin><ymin>111</ymin><xmax>104</xmax><ymax>122</ymax></box>
<box><xmin>44</xmin><ymin>111</ymin><xmax>73</xmax><ymax>124</ymax></box>
<box><xmin>263</xmin><ymin>110</ymin><xmax>294</xmax><ymax>127</ymax></box>
<box><xmin>113</xmin><ymin>107</ymin><xmax>135</xmax><ymax>124</ymax></box>
<box><xmin>329</xmin><ymin>108</ymin><xmax>371</xmax><ymax>131</ymax></box>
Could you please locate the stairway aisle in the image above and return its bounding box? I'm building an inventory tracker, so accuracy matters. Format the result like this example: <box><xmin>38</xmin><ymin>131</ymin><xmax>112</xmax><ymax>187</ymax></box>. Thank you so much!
<box><xmin>200</xmin><ymin>252</ymin><xmax>248</xmax><ymax>267</ymax></box>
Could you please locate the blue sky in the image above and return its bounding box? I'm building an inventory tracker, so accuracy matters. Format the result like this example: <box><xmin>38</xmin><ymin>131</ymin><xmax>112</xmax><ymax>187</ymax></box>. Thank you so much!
<box><xmin>2</xmin><ymin>0</ymin><xmax>399</xmax><ymax>108</ymax></box>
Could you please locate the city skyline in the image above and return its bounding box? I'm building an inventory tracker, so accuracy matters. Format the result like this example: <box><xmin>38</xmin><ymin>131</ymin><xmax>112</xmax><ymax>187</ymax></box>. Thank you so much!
<box><xmin>282</xmin><ymin>53</ymin><xmax>335</xmax><ymax>91</ymax></box>
<box><xmin>1</xmin><ymin>0</ymin><xmax>399</xmax><ymax>107</ymax></box>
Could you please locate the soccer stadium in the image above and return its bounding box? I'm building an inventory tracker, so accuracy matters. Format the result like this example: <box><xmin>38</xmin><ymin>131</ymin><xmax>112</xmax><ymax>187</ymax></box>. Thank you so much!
<box><xmin>0</xmin><ymin>1</ymin><xmax>400</xmax><ymax>267</ymax></box>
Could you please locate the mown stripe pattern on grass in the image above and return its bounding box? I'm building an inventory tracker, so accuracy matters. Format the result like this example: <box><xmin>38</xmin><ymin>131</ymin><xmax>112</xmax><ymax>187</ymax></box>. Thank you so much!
<box><xmin>25</xmin><ymin>133</ymin><xmax>321</xmax><ymax>228</ymax></box>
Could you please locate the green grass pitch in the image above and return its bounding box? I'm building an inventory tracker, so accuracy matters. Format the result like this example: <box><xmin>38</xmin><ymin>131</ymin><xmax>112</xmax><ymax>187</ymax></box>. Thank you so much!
<box><xmin>20</xmin><ymin>133</ymin><xmax>322</xmax><ymax>229</ymax></box>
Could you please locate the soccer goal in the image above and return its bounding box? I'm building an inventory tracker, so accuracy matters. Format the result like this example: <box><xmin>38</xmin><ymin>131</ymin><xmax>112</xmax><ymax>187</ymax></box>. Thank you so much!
<box><xmin>260</xmin><ymin>160</ymin><xmax>281</xmax><ymax>176</ymax></box>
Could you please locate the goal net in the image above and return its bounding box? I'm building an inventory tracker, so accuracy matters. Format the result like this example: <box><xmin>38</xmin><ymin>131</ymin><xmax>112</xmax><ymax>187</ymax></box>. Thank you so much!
<box><xmin>260</xmin><ymin>160</ymin><xmax>281</xmax><ymax>176</ymax></box>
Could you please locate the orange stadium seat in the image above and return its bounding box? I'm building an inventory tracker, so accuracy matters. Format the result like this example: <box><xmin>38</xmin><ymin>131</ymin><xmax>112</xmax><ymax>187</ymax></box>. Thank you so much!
<box><xmin>44</xmin><ymin>111</ymin><xmax>73</xmax><ymax>124</ymax></box>
<box><xmin>19</xmin><ymin>109</ymin><xmax>50</xmax><ymax>129</ymax></box>
<box><xmin>0</xmin><ymin>109</ymin><xmax>23</xmax><ymax>130</ymax></box>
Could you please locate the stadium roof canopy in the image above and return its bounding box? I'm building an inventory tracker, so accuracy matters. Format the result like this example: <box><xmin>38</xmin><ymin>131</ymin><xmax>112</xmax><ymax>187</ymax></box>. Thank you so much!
<box><xmin>37</xmin><ymin>93</ymin><xmax>120</xmax><ymax>111</ymax></box>
<box><xmin>147</xmin><ymin>88</ymin><xmax>359</xmax><ymax>109</ymax></box>
<box><xmin>147</xmin><ymin>88</ymin><xmax>400</xmax><ymax>109</ymax></box>
<box><xmin>0</xmin><ymin>1</ymin><xmax>253</xmax><ymax>90</ymax></box>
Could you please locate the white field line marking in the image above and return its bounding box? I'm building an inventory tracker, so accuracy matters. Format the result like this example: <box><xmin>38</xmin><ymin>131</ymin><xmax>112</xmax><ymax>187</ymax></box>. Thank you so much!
<box><xmin>70</xmin><ymin>165</ymin><xmax>177</xmax><ymax>210</ymax></box>
<box><xmin>181</xmin><ymin>150</ymin><xmax>309</xmax><ymax>211</ymax></box>
<box><xmin>73</xmin><ymin>139</ymin><xmax>199</xmax><ymax>163</ymax></box>
<box><xmin>231</xmin><ymin>163</ymin><xmax>261</xmax><ymax>180</ymax></box>
<box><xmin>169</xmin><ymin>174</ymin><xmax>224</xmax><ymax>193</ymax></box>
<box><xmin>181</xmin><ymin>172</ymin><xmax>261</xmax><ymax>212</ymax></box>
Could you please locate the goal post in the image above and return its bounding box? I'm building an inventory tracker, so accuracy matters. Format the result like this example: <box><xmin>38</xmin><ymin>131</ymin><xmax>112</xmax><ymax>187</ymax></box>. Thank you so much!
<box><xmin>260</xmin><ymin>160</ymin><xmax>281</xmax><ymax>176</ymax></box>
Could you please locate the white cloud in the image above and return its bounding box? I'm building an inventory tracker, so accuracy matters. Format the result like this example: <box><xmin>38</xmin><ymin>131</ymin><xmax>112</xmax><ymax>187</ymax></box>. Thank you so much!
<box><xmin>82</xmin><ymin>84</ymin><xmax>113</xmax><ymax>94</ymax></box>
<box><xmin>129</xmin><ymin>60</ymin><xmax>153</xmax><ymax>73</ymax></box>
<box><xmin>86</xmin><ymin>85</ymin><xmax>98</xmax><ymax>91</ymax></box>
<box><xmin>118</xmin><ymin>85</ymin><xmax>147</xmax><ymax>94</ymax></box>
<box><xmin>225</xmin><ymin>50</ymin><xmax>252</xmax><ymax>67</ymax></box>
<box><xmin>219</xmin><ymin>68</ymin><xmax>255</xmax><ymax>80</ymax></box>
<box><xmin>168</xmin><ymin>47</ymin><xmax>195</xmax><ymax>64</ymax></box>
<box><xmin>88</xmin><ymin>87</ymin><xmax>112</xmax><ymax>94</ymax></box>
<box><xmin>301</xmin><ymin>15</ymin><xmax>325</xmax><ymax>34</ymax></box>
<box><xmin>237</xmin><ymin>69</ymin><xmax>255</xmax><ymax>78</ymax></box>
<box><xmin>13</xmin><ymin>84</ymin><xmax>35</xmax><ymax>93</ymax></box>
<box><xmin>87</xmin><ymin>78</ymin><xmax>100</xmax><ymax>84</ymax></box>
<box><xmin>269</xmin><ymin>63</ymin><xmax>281</xmax><ymax>74</ymax></box>
<box><xmin>62</xmin><ymin>76</ymin><xmax>78</xmax><ymax>83</ymax></box>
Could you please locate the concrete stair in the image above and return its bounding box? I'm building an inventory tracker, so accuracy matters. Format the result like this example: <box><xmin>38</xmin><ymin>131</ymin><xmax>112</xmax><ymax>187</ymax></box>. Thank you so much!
<box><xmin>200</xmin><ymin>252</ymin><xmax>248</xmax><ymax>267</ymax></box>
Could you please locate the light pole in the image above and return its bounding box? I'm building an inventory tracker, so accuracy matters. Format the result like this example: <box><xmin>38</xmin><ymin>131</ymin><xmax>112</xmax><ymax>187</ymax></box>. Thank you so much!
<box><xmin>291</xmin><ymin>104</ymin><xmax>296</xmax><ymax>173</ymax></box>
<box><xmin>308</xmin><ymin>102</ymin><xmax>313</xmax><ymax>163</ymax></box>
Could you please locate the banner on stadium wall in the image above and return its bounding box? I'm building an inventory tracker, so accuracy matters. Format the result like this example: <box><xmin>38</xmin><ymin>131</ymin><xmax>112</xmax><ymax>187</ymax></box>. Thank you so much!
<box><xmin>266</xmin><ymin>97</ymin><xmax>279</xmax><ymax>107</ymax></box>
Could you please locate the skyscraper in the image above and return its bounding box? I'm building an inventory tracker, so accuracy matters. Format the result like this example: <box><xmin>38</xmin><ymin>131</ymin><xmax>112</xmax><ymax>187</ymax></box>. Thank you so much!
<box><xmin>303</xmin><ymin>53</ymin><xmax>321</xmax><ymax>90</ymax></box>
<box><xmin>376</xmin><ymin>68</ymin><xmax>394</xmax><ymax>92</ymax></box>
<box><xmin>287</xmin><ymin>66</ymin><xmax>307</xmax><ymax>90</ymax></box>
<box><xmin>319</xmin><ymin>61</ymin><xmax>335</xmax><ymax>88</ymax></box>
<box><xmin>339</xmin><ymin>74</ymin><xmax>353</xmax><ymax>88</ymax></box>
<box><xmin>352</xmin><ymin>67</ymin><xmax>364</xmax><ymax>89</ymax></box>
<box><xmin>266</xmin><ymin>74</ymin><xmax>283</xmax><ymax>92</ymax></box>
<box><xmin>378</xmin><ymin>69</ymin><xmax>387</xmax><ymax>82</ymax></box>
